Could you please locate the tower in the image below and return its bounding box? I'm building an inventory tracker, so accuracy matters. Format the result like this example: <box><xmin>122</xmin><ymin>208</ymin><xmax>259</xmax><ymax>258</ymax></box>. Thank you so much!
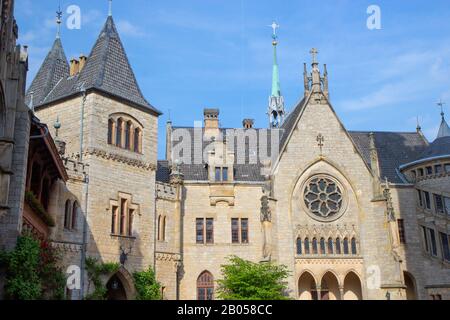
<box><xmin>267</xmin><ymin>22</ymin><xmax>285</xmax><ymax>128</ymax></box>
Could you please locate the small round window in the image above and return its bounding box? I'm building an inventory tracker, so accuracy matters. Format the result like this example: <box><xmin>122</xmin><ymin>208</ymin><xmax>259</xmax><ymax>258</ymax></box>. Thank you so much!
<box><xmin>303</xmin><ymin>175</ymin><xmax>345</xmax><ymax>220</ymax></box>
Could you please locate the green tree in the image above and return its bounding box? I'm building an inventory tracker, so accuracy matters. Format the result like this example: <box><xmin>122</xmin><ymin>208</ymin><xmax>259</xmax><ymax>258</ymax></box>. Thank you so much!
<box><xmin>133</xmin><ymin>266</ymin><xmax>162</xmax><ymax>300</ymax></box>
<box><xmin>217</xmin><ymin>256</ymin><xmax>290</xmax><ymax>300</ymax></box>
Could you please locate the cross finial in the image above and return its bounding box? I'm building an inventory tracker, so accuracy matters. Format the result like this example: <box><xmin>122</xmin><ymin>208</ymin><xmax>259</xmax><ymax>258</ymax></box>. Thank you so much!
<box><xmin>269</xmin><ymin>21</ymin><xmax>279</xmax><ymax>40</ymax></box>
<box><xmin>108</xmin><ymin>0</ymin><xmax>113</xmax><ymax>17</ymax></box>
<box><xmin>437</xmin><ymin>99</ymin><xmax>446</xmax><ymax>119</ymax></box>
<box><xmin>317</xmin><ymin>133</ymin><xmax>325</xmax><ymax>156</ymax></box>
<box><xmin>56</xmin><ymin>3</ymin><xmax>63</xmax><ymax>39</ymax></box>
<box><xmin>310</xmin><ymin>48</ymin><xmax>319</xmax><ymax>64</ymax></box>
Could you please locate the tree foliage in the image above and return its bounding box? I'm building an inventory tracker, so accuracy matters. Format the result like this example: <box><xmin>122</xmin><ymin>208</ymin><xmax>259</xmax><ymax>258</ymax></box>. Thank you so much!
<box><xmin>217</xmin><ymin>256</ymin><xmax>290</xmax><ymax>300</ymax></box>
<box><xmin>0</xmin><ymin>235</ymin><xmax>66</xmax><ymax>300</ymax></box>
<box><xmin>133</xmin><ymin>266</ymin><xmax>162</xmax><ymax>300</ymax></box>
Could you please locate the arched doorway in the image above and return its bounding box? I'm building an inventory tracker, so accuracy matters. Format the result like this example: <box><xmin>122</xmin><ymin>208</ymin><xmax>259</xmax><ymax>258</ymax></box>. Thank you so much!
<box><xmin>106</xmin><ymin>274</ymin><xmax>127</xmax><ymax>300</ymax></box>
<box><xmin>343</xmin><ymin>271</ymin><xmax>363</xmax><ymax>300</ymax></box>
<box><xmin>404</xmin><ymin>272</ymin><xmax>417</xmax><ymax>300</ymax></box>
<box><xmin>298</xmin><ymin>271</ymin><xmax>318</xmax><ymax>300</ymax></box>
<box><xmin>320</xmin><ymin>272</ymin><xmax>340</xmax><ymax>300</ymax></box>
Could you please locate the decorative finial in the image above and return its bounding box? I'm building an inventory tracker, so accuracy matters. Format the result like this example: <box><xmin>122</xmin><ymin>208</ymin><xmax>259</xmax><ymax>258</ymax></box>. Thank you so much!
<box><xmin>54</xmin><ymin>116</ymin><xmax>61</xmax><ymax>137</ymax></box>
<box><xmin>416</xmin><ymin>116</ymin><xmax>422</xmax><ymax>132</ymax></box>
<box><xmin>437</xmin><ymin>99</ymin><xmax>446</xmax><ymax>120</ymax></box>
<box><xmin>56</xmin><ymin>3</ymin><xmax>63</xmax><ymax>39</ymax></box>
<box><xmin>108</xmin><ymin>0</ymin><xmax>113</xmax><ymax>17</ymax></box>
<box><xmin>269</xmin><ymin>21</ymin><xmax>280</xmax><ymax>43</ymax></box>
<box><xmin>310</xmin><ymin>48</ymin><xmax>319</xmax><ymax>65</ymax></box>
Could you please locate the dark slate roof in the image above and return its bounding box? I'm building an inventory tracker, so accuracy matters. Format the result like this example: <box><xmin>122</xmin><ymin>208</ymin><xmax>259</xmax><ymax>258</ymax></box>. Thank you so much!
<box><xmin>280</xmin><ymin>97</ymin><xmax>306</xmax><ymax>148</ymax></box>
<box><xmin>156</xmin><ymin>160</ymin><xmax>171</xmax><ymax>183</ymax></box>
<box><xmin>437</xmin><ymin>117</ymin><xmax>450</xmax><ymax>139</ymax></box>
<box><xmin>26</xmin><ymin>17</ymin><xmax>161</xmax><ymax>115</ymax></box>
<box><xmin>162</xmin><ymin>127</ymin><xmax>282</xmax><ymax>182</ymax></box>
<box><xmin>350</xmin><ymin>131</ymin><xmax>428</xmax><ymax>183</ymax></box>
<box><xmin>26</xmin><ymin>38</ymin><xmax>69</xmax><ymax>106</ymax></box>
<box><xmin>414</xmin><ymin>136</ymin><xmax>450</xmax><ymax>160</ymax></box>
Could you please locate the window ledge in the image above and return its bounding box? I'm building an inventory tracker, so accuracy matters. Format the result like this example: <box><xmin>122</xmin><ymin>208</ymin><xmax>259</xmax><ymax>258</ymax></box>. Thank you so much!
<box><xmin>110</xmin><ymin>234</ymin><xmax>136</xmax><ymax>240</ymax></box>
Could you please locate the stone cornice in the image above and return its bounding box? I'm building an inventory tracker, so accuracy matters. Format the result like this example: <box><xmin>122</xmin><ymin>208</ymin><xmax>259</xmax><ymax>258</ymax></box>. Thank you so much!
<box><xmin>86</xmin><ymin>147</ymin><xmax>156</xmax><ymax>170</ymax></box>
<box><xmin>51</xmin><ymin>241</ymin><xmax>82</xmax><ymax>252</ymax></box>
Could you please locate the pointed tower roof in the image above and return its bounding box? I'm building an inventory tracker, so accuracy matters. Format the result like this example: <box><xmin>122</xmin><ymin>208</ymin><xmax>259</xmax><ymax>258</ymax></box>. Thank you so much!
<box><xmin>26</xmin><ymin>37</ymin><xmax>69</xmax><ymax>107</ymax></box>
<box><xmin>271</xmin><ymin>32</ymin><xmax>281</xmax><ymax>97</ymax></box>
<box><xmin>28</xmin><ymin>14</ymin><xmax>161</xmax><ymax>115</ymax></box>
<box><xmin>437</xmin><ymin>112</ymin><xmax>450</xmax><ymax>139</ymax></box>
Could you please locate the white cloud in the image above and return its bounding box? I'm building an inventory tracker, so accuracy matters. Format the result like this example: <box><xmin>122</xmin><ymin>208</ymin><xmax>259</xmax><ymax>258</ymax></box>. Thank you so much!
<box><xmin>116</xmin><ymin>20</ymin><xmax>146</xmax><ymax>38</ymax></box>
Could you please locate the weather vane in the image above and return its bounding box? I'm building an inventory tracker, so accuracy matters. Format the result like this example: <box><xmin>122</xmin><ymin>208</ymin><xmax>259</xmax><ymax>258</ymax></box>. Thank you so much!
<box><xmin>437</xmin><ymin>99</ymin><xmax>446</xmax><ymax>117</ymax></box>
<box><xmin>56</xmin><ymin>2</ymin><xmax>63</xmax><ymax>38</ymax></box>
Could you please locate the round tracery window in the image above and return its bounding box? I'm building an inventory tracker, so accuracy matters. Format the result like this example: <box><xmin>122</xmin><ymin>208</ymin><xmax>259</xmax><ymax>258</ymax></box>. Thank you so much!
<box><xmin>303</xmin><ymin>175</ymin><xmax>345</xmax><ymax>220</ymax></box>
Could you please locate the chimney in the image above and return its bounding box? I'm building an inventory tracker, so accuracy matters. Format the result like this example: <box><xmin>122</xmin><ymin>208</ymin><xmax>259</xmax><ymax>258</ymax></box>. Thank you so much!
<box><xmin>204</xmin><ymin>109</ymin><xmax>219</xmax><ymax>129</ymax></box>
<box><xmin>70</xmin><ymin>58</ymin><xmax>79</xmax><ymax>76</ymax></box>
<box><xmin>204</xmin><ymin>109</ymin><xmax>220</xmax><ymax>139</ymax></box>
<box><xmin>243</xmin><ymin>119</ymin><xmax>254</xmax><ymax>129</ymax></box>
<box><xmin>79</xmin><ymin>54</ymin><xmax>87</xmax><ymax>72</ymax></box>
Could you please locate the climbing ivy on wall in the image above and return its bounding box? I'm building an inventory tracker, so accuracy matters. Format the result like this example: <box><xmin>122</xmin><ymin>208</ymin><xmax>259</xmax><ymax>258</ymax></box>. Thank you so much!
<box><xmin>84</xmin><ymin>257</ymin><xmax>120</xmax><ymax>300</ymax></box>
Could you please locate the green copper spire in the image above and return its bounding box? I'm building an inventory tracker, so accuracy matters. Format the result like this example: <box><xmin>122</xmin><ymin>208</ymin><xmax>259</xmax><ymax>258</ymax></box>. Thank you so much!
<box><xmin>267</xmin><ymin>21</ymin><xmax>285</xmax><ymax>128</ymax></box>
<box><xmin>271</xmin><ymin>22</ymin><xmax>281</xmax><ymax>98</ymax></box>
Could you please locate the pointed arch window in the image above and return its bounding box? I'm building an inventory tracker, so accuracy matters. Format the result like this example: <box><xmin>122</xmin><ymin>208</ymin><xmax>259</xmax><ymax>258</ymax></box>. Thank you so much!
<box><xmin>343</xmin><ymin>238</ymin><xmax>350</xmax><ymax>255</ymax></box>
<box><xmin>320</xmin><ymin>238</ymin><xmax>326</xmax><ymax>255</ymax></box>
<box><xmin>312</xmin><ymin>238</ymin><xmax>318</xmax><ymax>255</ymax></box>
<box><xmin>197</xmin><ymin>271</ymin><xmax>214</xmax><ymax>300</ymax></box>
<box><xmin>336</xmin><ymin>238</ymin><xmax>341</xmax><ymax>255</ymax></box>
<box><xmin>328</xmin><ymin>238</ymin><xmax>334</xmax><ymax>254</ymax></box>
<box><xmin>304</xmin><ymin>238</ymin><xmax>310</xmax><ymax>255</ymax></box>
<box><xmin>296</xmin><ymin>238</ymin><xmax>302</xmax><ymax>255</ymax></box>
<box><xmin>351</xmin><ymin>237</ymin><xmax>357</xmax><ymax>255</ymax></box>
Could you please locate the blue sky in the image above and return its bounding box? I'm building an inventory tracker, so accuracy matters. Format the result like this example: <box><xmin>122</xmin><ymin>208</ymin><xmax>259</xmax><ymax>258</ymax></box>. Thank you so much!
<box><xmin>16</xmin><ymin>0</ymin><xmax>450</xmax><ymax>158</ymax></box>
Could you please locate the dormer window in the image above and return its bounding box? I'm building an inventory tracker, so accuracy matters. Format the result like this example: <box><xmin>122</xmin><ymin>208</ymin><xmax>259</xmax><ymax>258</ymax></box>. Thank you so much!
<box><xmin>214</xmin><ymin>167</ymin><xmax>229</xmax><ymax>182</ymax></box>
<box><xmin>107</xmin><ymin>114</ymin><xmax>143</xmax><ymax>154</ymax></box>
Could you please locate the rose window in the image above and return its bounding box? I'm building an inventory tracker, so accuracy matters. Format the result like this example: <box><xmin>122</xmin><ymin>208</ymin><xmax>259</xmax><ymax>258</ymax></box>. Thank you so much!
<box><xmin>304</xmin><ymin>176</ymin><xmax>344</xmax><ymax>219</ymax></box>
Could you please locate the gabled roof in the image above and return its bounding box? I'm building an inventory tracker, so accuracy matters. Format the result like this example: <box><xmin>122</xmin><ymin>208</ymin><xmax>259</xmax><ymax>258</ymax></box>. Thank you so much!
<box><xmin>26</xmin><ymin>16</ymin><xmax>161</xmax><ymax>115</ymax></box>
<box><xmin>350</xmin><ymin>131</ymin><xmax>428</xmax><ymax>183</ymax></box>
<box><xmin>26</xmin><ymin>38</ymin><xmax>69</xmax><ymax>107</ymax></box>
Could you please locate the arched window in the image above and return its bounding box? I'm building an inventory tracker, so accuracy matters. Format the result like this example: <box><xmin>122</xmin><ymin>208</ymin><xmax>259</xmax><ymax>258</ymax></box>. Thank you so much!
<box><xmin>312</xmin><ymin>238</ymin><xmax>318</xmax><ymax>255</ymax></box>
<box><xmin>304</xmin><ymin>238</ymin><xmax>310</xmax><ymax>254</ymax></box>
<box><xmin>108</xmin><ymin>118</ymin><xmax>114</xmax><ymax>145</ymax></box>
<box><xmin>71</xmin><ymin>201</ymin><xmax>79</xmax><ymax>230</ymax></box>
<box><xmin>111</xmin><ymin>205</ymin><xmax>118</xmax><ymax>234</ymax></box>
<box><xmin>116</xmin><ymin>118</ymin><xmax>123</xmax><ymax>147</ymax></box>
<box><xmin>125</xmin><ymin>121</ymin><xmax>132</xmax><ymax>150</ymax></box>
<box><xmin>320</xmin><ymin>238</ymin><xmax>326</xmax><ymax>255</ymax></box>
<box><xmin>335</xmin><ymin>238</ymin><xmax>341</xmax><ymax>255</ymax></box>
<box><xmin>157</xmin><ymin>215</ymin><xmax>162</xmax><ymax>241</ymax></box>
<box><xmin>328</xmin><ymin>238</ymin><xmax>334</xmax><ymax>254</ymax></box>
<box><xmin>134</xmin><ymin>128</ymin><xmax>141</xmax><ymax>153</ymax></box>
<box><xmin>197</xmin><ymin>271</ymin><xmax>214</xmax><ymax>300</ymax></box>
<box><xmin>162</xmin><ymin>216</ymin><xmax>166</xmax><ymax>241</ymax></box>
<box><xmin>343</xmin><ymin>238</ymin><xmax>349</xmax><ymax>255</ymax></box>
<box><xmin>296</xmin><ymin>238</ymin><xmax>302</xmax><ymax>255</ymax></box>
<box><xmin>64</xmin><ymin>200</ymin><xmax>72</xmax><ymax>229</ymax></box>
<box><xmin>351</xmin><ymin>237</ymin><xmax>357</xmax><ymax>255</ymax></box>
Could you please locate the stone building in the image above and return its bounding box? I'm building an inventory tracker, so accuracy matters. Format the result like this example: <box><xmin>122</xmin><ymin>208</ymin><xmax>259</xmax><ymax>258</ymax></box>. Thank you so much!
<box><xmin>14</xmin><ymin>2</ymin><xmax>450</xmax><ymax>300</ymax></box>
